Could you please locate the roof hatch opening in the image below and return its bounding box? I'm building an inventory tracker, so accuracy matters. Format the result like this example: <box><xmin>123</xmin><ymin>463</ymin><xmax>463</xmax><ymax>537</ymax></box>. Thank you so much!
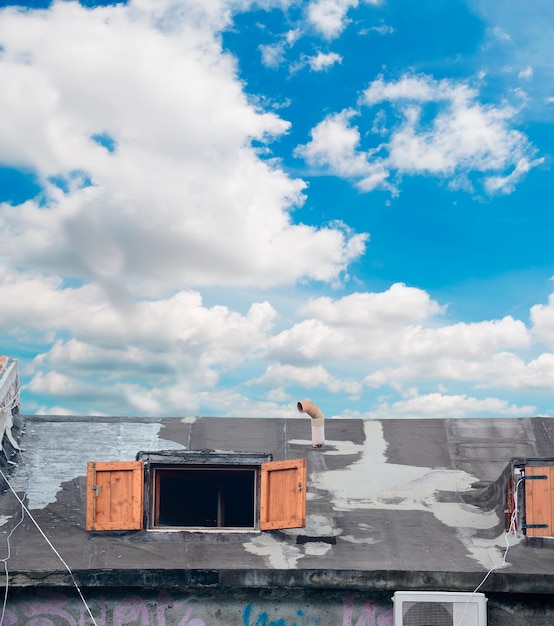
<box><xmin>153</xmin><ymin>465</ymin><xmax>256</xmax><ymax>529</ymax></box>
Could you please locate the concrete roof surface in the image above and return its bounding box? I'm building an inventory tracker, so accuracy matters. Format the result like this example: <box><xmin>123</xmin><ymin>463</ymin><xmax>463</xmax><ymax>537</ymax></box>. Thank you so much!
<box><xmin>2</xmin><ymin>414</ymin><xmax>554</xmax><ymax>592</ymax></box>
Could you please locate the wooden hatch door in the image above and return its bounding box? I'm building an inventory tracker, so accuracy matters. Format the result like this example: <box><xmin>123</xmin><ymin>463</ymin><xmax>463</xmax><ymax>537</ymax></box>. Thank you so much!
<box><xmin>525</xmin><ymin>465</ymin><xmax>554</xmax><ymax>537</ymax></box>
<box><xmin>86</xmin><ymin>461</ymin><xmax>144</xmax><ymax>531</ymax></box>
<box><xmin>260</xmin><ymin>458</ymin><xmax>306</xmax><ymax>530</ymax></box>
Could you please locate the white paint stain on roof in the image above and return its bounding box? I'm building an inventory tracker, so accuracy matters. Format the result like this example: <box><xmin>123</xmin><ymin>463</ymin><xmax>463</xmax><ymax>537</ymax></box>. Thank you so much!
<box><xmin>11</xmin><ymin>420</ymin><xmax>184</xmax><ymax>509</ymax></box>
<box><xmin>303</xmin><ymin>421</ymin><xmax>507</xmax><ymax>569</ymax></box>
<box><xmin>244</xmin><ymin>532</ymin><xmax>303</xmax><ymax>568</ymax></box>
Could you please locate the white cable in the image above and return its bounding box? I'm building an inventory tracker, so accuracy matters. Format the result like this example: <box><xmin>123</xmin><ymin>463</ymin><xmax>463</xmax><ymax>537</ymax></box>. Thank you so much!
<box><xmin>0</xmin><ymin>465</ymin><xmax>98</xmax><ymax>626</ymax></box>
<box><xmin>454</xmin><ymin>476</ymin><xmax>524</xmax><ymax>626</ymax></box>
<box><xmin>0</xmin><ymin>454</ymin><xmax>29</xmax><ymax>626</ymax></box>
<box><xmin>0</xmin><ymin>387</ymin><xmax>20</xmax><ymax>413</ymax></box>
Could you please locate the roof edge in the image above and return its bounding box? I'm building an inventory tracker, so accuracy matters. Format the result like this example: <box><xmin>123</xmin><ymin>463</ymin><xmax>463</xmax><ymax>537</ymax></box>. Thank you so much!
<box><xmin>7</xmin><ymin>568</ymin><xmax>553</xmax><ymax>594</ymax></box>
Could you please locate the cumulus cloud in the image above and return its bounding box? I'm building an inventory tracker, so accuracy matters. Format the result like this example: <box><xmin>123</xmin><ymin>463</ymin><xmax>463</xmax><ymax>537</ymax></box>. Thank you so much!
<box><xmin>253</xmin><ymin>363</ymin><xmax>362</xmax><ymax>394</ymax></box>
<box><xmin>289</xmin><ymin>50</ymin><xmax>342</xmax><ymax>75</ymax></box>
<box><xmin>296</xmin><ymin>74</ymin><xmax>542</xmax><ymax>195</ymax></box>
<box><xmin>364</xmin><ymin>352</ymin><xmax>554</xmax><ymax>392</ymax></box>
<box><xmin>531</xmin><ymin>292</ymin><xmax>554</xmax><ymax>349</ymax></box>
<box><xmin>518</xmin><ymin>65</ymin><xmax>534</xmax><ymax>79</ymax></box>
<box><xmin>367</xmin><ymin>391</ymin><xmax>536</xmax><ymax>419</ymax></box>
<box><xmin>260</xmin><ymin>29</ymin><xmax>301</xmax><ymax>69</ymax></box>
<box><xmin>269</xmin><ymin>283</ymin><xmax>531</xmax><ymax>365</ymax></box>
<box><xmin>306</xmin><ymin>0</ymin><xmax>381</xmax><ymax>39</ymax></box>
<box><xmin>4</xmin><ymin>257</ymin><xmax>554</xmax><ymax>417</ymax></box>
<box><xmin>0</xmin><ymin>1</ymin><xmax>367</xmax><ymax>298</ymax></box>
<box><xmin>259</xmin><ymin>283</ymin><xmax>552</xmax><ymax>411</ymax></box>
<box><xmin>0</xmin><ymin>260</ymin><xmax>281</xmax><ymax>414</ymax></box>
<box><xmin>298</xmin><ymin>283</ymin><xmax>444</xmax><ymax>325</ymax></box>
<box><xmin>294</xmin><ymin>109</ymin><xmax>390</xmax><ymax>190</ymax></box>
<box><xmin>306</xmin><ymin>0</ymin><xmax>357</xmax><ymax>39</ymax></box>
<box><xmin>307</xmin><ymin>51</ymin><xmax>342</xmax><ymax>71</ymax></box>
<box><xmin>260</xmin><ymin>41</ymin><xmax>288</xmax><ymax>68</ymax></box>
<box><xmin>2</xmin><ymin>0</ymin><xmax>553</xmax><ymax>420</ymax></box>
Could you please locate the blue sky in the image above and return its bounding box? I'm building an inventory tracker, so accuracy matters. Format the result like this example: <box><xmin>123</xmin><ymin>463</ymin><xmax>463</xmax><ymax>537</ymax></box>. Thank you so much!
<box><xmin>1</xmin><ymin>0</ymin><xmax>554</xmax><ymax>419</ymax></box>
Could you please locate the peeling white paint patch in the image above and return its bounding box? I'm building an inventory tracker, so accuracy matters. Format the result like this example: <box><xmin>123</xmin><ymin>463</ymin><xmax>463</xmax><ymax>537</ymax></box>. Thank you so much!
<box><xmin>432</xmin><ymin>503</ymin><xmax>498</xmax><ymax>530</ymax></box>
<box><xmin>303</xmin><ymin>514</ymin><xmax>336</xmax><ymax>536</ymax></box>
<box><xmin>459</xmin><ymin>529</ymin><xmax>524</xmax><ymax>570</ymax></box>
<box><xmin>304</xmin><ymin>543</ymin><xmax>333</xmax><ymax>556</ymax></box>
<box><xmin>310</xmin><ymin>422</ymin><xmax>483</xmax><ymax>519</ymax></box>
<box><xmin>244</xmin><ymin>532</ymin><xmax>302</xmax><ymax>568</ymax></box>
<box><xmin>341</xmin><ymin>535</ymin><xmax>377</xmax><ymax>545</ymax></box>
<box><xmin>244</xmin><ymin>514</ymin><xmax>338</xmax><ymax>568</ymax></box>
<box><xmin>0</xmin><ymin>515</ymin><xmax>11</xmax><ymax>527</ymax></box>
<box><xmin>309</xmin><ymin>421</ymin><xmax>504</xmax><ymax>568</ymax></box>
<box><xmin>181</xmin><ymin>417</ymin><xmax>197</xmax><ymax>423</ymax></box>
<box><xmin>11</xmin><ymin>421</ymin><xmax>184</xmax><ymax>510</ymax></box>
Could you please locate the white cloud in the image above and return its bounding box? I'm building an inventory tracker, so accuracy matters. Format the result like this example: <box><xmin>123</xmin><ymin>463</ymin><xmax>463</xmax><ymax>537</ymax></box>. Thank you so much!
<box><xmin>518</xmin><ymin>65</ymin><xmax>534</xmax><ymax>79</ymax></box>
<box><xmin>306</xmin><ymin>0</ymin><xmax>381</xmax><ymax>39</ymax></box>
<box><xmin>364</xmin><ymin>352</ymin><xmax>554</xmax><ymax>392</ymax></box>
<box><xmin>259</xmin><ymin>41</ymin><xmax>287</xmax><ymax>67</ymax></box>
<box><xmin>0</xmin><ymin>262</ymin><xmax>281</xmax><ymax>409</ymax></box>
<box><xmin>5</xmin><ymin>258</ymin><xmax>554</xmax><ymax>416</ymax></box>
<box><xmin>253</xmin><ymin>363</ymin><xmax>362</xmax><ymax>394</ymax></box>
<box><xmin>264</xmin><ymin>283</ymin><xmax>546</xmax><ymax>402</ymax></box>
<box><xmin>269</xmin><ymin>315</ymin><xmax>531</xmax><ymax>365</ymax></box>
<box><xmin>369</xmin><ymin>25</ymin><xmax>394</xmax><ymax>35</ymax></box>
<box><xmin>269</xmin><ymin>282</ymin><xmax>531</xmax><ymax>366</ymax></box>
<box><xmin>307</xmin><ymin>51</ymin><xmax>342</xmax><ymax>71</ymax></box>
<box><xmin>531</xmin><ymin>292</ymin><xmax>554</xmax><ymax>349</ymax></box>
<box><xmin>294</xmin><ymin>109</ymin><xmax>390</xmax><ymax>190</ymax></box>
<box><xmin>368</xmin><ymin>391</ymin><xmax>536</xmax><ymax>419</ymax></box>
<box><xmin>484</xmin><ymin>156</ymin><xmax>543</xmax><ymax>194</ymax></box>
<box><xmin>297</xmin><ymin>74</ymin><xmax>541</xmax><ymax>195</ymax></box>
<box><xmin>306</xmin><ymin>0</ymin><xmax>358</xmax><ymax>39</ymax></box>
<box><xmin>0</xmin><ymin>1</ymin><xmax>367</xmax><ymax>296</ymax></box>
<box><xmin>298</xmin><ymin>283</ymin><xmax>444</xmax><ymax>326</ymax></box>
<box><xmin>491</xmin><ymin>27</ymin><xmax>512</xmax><ymax>43</ymax></box>
<box><xmin>1</xmin><ymin>0</ymin><xmax>552</xmax><ymax>420</ymax></box>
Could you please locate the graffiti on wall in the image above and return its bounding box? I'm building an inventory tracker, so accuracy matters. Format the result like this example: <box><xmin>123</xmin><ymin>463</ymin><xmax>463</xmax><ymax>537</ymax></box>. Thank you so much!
<box><xmin>2</xmin><ymin>591</ymin><xmax>392</xmax><ymax>626</ymax></box>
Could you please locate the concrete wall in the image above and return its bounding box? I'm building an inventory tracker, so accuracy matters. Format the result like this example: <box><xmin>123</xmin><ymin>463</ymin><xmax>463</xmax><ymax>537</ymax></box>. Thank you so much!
<box><xmin>4</xmin><ymin>587</ymin><xmax>554</xmax><ymax>626</ymax></box>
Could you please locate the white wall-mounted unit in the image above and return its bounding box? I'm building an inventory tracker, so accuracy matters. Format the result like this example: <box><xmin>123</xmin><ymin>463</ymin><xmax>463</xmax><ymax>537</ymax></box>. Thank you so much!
<box><xmin>393</xmin><ymin>591</ymin><xmax>487</xmax><ymax>626</ymax></box>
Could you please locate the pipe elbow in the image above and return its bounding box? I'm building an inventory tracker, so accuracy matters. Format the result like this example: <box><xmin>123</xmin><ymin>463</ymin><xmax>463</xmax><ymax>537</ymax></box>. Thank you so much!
<box><xmin>297</xmin><ymin>400</ymin><xmax>324</xmax><ymax>426</ymax></box>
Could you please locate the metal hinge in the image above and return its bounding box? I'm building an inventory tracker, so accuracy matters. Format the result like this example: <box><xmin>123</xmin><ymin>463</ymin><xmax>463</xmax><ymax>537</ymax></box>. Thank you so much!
<box><xmin>91</xmin><ymin>484</ymin><xmax>100</xmax><ymax>497</ymax></box>
<box><xmin>523</xmin><ymin>524</ymin><xmax>549</xmax><ymax>529</ymax></box>
<box><xmin>522</xmin><ymin>475</ymin><xmax>548</xmax><ymax>480</ymax></box>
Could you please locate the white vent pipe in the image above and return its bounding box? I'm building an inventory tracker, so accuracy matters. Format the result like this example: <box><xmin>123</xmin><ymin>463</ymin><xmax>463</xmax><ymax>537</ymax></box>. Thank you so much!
<box><xmin>297</xmin><ymin>400</ymin><xmax>325</xmax><ymax>447</ymax></box>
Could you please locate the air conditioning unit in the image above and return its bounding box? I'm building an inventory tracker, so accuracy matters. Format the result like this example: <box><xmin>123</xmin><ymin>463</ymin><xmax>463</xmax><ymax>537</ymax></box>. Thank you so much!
<box><xmin>393</xmin><ymin>591</ymin><xmax>487</xmax><ymax>626</ymax></box>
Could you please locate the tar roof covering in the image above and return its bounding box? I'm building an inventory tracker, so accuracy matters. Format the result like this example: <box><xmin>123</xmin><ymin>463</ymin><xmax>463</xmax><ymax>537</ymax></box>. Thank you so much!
<box><xmin>3</xmin><ymin>414</ymin><xmax>554</xmax><ymax>592</ymax></box>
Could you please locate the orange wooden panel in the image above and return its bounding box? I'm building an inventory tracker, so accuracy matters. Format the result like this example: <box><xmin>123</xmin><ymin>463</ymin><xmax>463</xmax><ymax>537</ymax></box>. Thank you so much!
<box><xmin>525</xmin><ymin>466</ymin><xmax>553</xmax><ymax>537</ymax></box>
<box><xmin>260</xmin><ymin>458</ymin><xmax>306</xmax><ymax>530</ymax></box>
<box><xmin>86</xmin><ymin>461</ymin><xmax>144</xmax><ymax>531</ymax></box>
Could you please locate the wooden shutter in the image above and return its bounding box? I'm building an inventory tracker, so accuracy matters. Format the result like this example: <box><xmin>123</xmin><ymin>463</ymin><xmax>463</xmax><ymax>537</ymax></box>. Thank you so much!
<box><xmin>86</xmin><ymin>461</ymin><xmax>144</xmax><ymax>531</ymax></box>
<box><xmin>260</xmin><ymin>458</ymin><xmax>306</xmax><ymax>530</ymax></box>
<box><xmin>525</xmin><ymin>466</ymin><xmax>553</xmax><ymax>537</ymax></box>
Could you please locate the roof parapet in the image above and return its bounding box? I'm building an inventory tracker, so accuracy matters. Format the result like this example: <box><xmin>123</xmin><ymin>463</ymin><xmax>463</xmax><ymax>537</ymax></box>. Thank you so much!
<box><xmin>0</xmin><ymin>356</ymin><xmax>21</xmax><ymax>452</ymax></box>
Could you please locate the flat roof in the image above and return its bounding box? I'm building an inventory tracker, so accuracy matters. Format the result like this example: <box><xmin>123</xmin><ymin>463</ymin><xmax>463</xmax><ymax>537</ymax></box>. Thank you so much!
<box><xmin>3</xmin><ymin>414</ymin><xmax>554</xmax><ymax>592</ymax></box>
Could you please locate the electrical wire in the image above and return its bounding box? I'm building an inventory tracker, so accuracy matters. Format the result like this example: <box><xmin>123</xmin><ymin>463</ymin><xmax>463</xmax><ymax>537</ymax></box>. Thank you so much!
<box><xmin>0</xmin><ymin>463</ymin><xmax>98</xmax><ymax>626</ymax></box>
<box><xmin>0</xmin><ymin>377</ymin><xmax>20</xmax><ymax>413</ymax></box>
<box><xmin>454</xmin><ymin>476</ymin><xmax>524</xmax><ymax>626</ymax></box>
<box><xmin>0</xmin><ymin>452</ymin><xmax>29</xmax><ymax>626</ymax></box>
